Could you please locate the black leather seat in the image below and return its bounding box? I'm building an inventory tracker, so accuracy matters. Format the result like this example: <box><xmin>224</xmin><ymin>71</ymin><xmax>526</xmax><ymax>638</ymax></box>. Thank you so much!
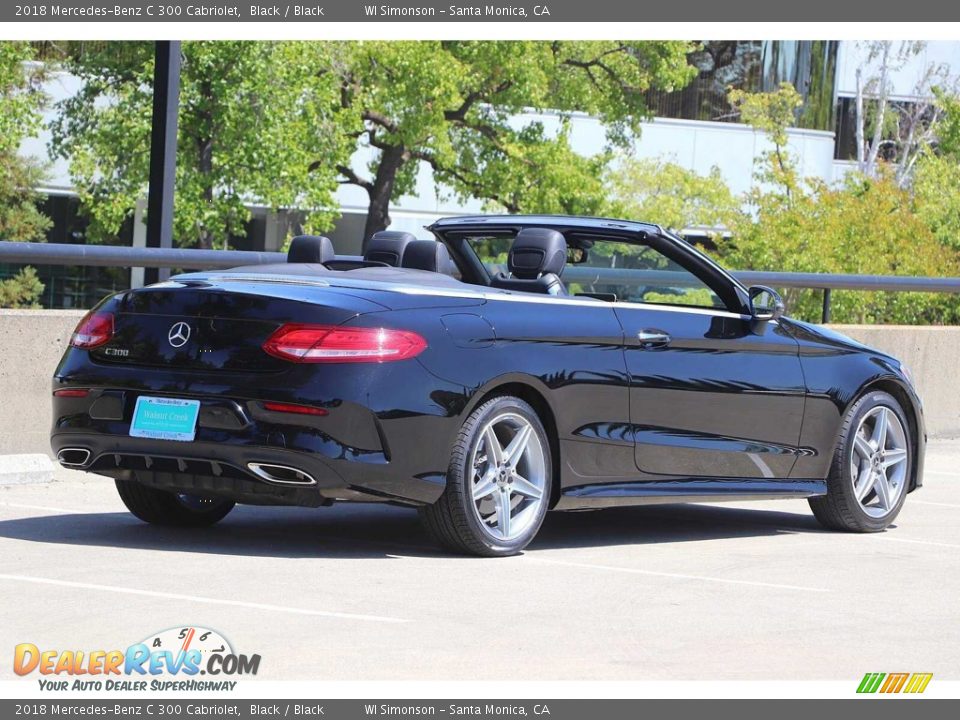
<box><xmin>364</xmin><ymin>231</ymin><xmax>417</xmax><ymax>267</ymax></box>
<box><xmin>288</xmin><ymin>235</ymin><xmax>334</xmax><ymax>264</ymax></box>
<box><xmin>402</xmin><ymin>240</ymin><xmax>454</xmax><ymax>275</ymax></box>
<box><xmin>490</xmin><ymin>228</ymin><xmax>568</xmax><ymax>295</ymax></box>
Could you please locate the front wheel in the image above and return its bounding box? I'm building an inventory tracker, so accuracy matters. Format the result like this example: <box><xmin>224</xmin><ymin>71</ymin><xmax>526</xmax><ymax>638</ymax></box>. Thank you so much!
<box><xmin>420</xmin><ymin>395</ymin><xmax>552</xmax><ymax>557</ymax></box>
<box><xmin>115</xmin><ymin>478</ymin><xmax>235</xmax><ymax>527</ymax></box>
<box><xmin>809</xmin><ymin>390</ymin><xmax>912</xmax><ymax>532</ymax></box>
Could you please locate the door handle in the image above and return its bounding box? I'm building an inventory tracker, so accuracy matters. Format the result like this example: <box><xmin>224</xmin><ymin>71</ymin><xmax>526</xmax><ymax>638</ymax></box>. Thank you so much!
<box><xmin>637</xmin><ymin>329</ymin><xmax>671</xmax><ymax>347</ymax></box>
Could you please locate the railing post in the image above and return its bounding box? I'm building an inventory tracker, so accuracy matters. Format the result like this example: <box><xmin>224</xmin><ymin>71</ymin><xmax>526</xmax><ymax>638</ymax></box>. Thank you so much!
<box><xmin>821</xmin><ymin>288</ymin><xmax>832</xmax><ymax>324</ymax></box>
<box><xmin>145</xmin><ymin>41</ymin><xmax>181</xmax><ymax>285</ymax></box>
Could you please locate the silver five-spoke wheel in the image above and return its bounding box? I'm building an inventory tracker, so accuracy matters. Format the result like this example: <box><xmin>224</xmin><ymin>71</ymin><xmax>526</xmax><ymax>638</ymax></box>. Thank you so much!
<box><xmin>851</xmin><ymin>405</ymin><xmax>909</xmax><ymax>518</ymax></box>
<box><xmin>421</xmin><ymin>394</ymin><xmax>552</xmax><ymax>555</ymax></box>
<box><xmin>469</xmin><ymin>412</ymin><xmax>547</xmax><ymax>542</ymax></box>
<box><xmin>809</xmin><ymin>390</ymin><xmax>913</xmax><ymax>533</ymax></box>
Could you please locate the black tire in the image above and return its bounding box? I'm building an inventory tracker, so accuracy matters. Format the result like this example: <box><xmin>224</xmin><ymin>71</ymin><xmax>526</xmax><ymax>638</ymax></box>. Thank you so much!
<box><xmin>808</xmin><ymin>390</ymin><xmax>911</xmax><ymax>532</ymax></box>
<box><xmin>420</xmin><ymin>395</ymin><xmax>552</xmax><ymax>557</ymax></box>
<box><xmin>115</xmin><ymin>478</ymin><xmax>235</xmax><ymax>527</ymax></box>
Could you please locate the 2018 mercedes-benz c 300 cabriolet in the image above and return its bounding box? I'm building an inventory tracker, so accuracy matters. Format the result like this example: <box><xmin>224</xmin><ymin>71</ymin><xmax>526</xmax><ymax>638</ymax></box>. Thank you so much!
<box><xmin>51</xmin><ymin>215</ymin><xmax>925</xmax><ymax>556</ymax></box>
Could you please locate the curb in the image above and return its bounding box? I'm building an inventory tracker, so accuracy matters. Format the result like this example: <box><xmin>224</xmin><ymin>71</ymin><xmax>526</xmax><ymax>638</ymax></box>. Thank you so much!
<box><xmin>0</xmin><ymin>454</ymin><xmax>55</xmax><ymax>486</ymax></box>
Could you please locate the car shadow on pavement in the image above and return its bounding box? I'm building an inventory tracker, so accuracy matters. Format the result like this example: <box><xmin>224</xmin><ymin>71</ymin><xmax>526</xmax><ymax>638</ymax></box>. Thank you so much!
<box><xmin>533</xmin><ymin>502</ymin><xmax>828</xmax><ymax>550</ymax></box>
<box><xmin>0</xmin><ymin>500</ymin><xmax>830</xmax><ymax>559</ymax></box>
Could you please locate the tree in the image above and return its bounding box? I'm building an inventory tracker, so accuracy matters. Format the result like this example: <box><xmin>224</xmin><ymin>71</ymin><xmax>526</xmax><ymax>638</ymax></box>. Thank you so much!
<box><xmin>604</xmin><ymin>157</ymin><xmax>737</xmax><ymax>240</ymax></box>
<box><xmin>326</xmin><ymin>41</ymin><xmax>698</xmax><ymax>244</ymax></box>
<box><xmin>852</xmin><ymin>41</ymin><xmax>958</xmax><ymax>186</ymax></box>
<box><xmin>912</xmin><ymin>90</ymin><xmax>960</xmax><ymax>253</ymax></box>
<box><xmin>0</xmin><ymin>41</ymin><xmax>49</xmax><ymax>308</ymax></box>
<box><xmin>729</xmin><ymin>82</ymin><xmax>804</xmax><ymax>196</ymax></box>
<box><xmin>724</xmin><ymin>84</ymin><xmax>960</xmax><ymax>324</ymax></box>
<box><xmin>51</xmin><ymin>42</ymin><xmax>349</xmax><ymax>249</ymax></box>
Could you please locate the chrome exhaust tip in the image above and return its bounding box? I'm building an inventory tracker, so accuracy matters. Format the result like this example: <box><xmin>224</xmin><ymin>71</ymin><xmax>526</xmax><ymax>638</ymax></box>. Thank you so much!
<box><xmin>247</xmin><ymin>462</ymin><xmax>316</xmax><ymax>486</ymax></box>
<box><xmin>57</xmin><ymin>448</ymin><xmax>91</xmax><ymax>467</ymax></box>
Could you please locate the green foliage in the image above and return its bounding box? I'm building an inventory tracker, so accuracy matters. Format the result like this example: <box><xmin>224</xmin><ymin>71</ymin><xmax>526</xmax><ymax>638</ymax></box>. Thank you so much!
<box><xmin>0</xmin><ymin>267</ymin><xmax>44</xmax><ymax>308</ymax></box>
<box><xmin>935</xmin><ymin>88</ymin><xmax>960</xmax><ymax>159</ymax></box>
<box><xmin>643</xmin><ymin>288</ymin><xmax>718</xmax><ymax>308</ymax></box>
<box><xmin>729</xmin><ymin>82</ymin><xmax>803</xmax><ymax>193</ymax></box>
<box><xmin>329</xmin><ymin>41</ymin><xmax>698</xmax><ymax>234</ymax></box>
<box><xmin>913</xmin><ymin>153</ymin><xmax>960</xmax><ymax>253</ymax></box>
<box><xmin>51</xmin><ymin>42</ymin><xmax>349</xmax><ymax>249</ymax></box>
<box><xmin>0</xmin><ymin>41</ymin><xmax>51</xmax><ymax>242</ymax></box>
<box><xmin>53</xmin><ymin>41</ymin><xmax>697</xmax><ymax>247</ymax></box>
<box><xmin>605</xmin><ymin>157</ymin><xmax>738</xmax><ymax>237</ymax></box>
<box><xmin>0</xmin><ymin>41</ymin><xmax>49</xmax><ymax>307</ymax></box>
<box><xmin>725</xmin><ymin>171</ymin><xmax>960</xmax><ymax>324</ymax></box>
<box><xmin>912</xmin><ymin>91</ymin><xmax>960</xmax><ymax>254</ymax></box>
<box><xmin>599</xmin><ymin>82</ymin><xmax>960</xmax><ymax>325</ymax></box>
<box><xmin>724</xmin><ymin>83</ymin><xmax>960</xmax><ymax>324</ymax></box>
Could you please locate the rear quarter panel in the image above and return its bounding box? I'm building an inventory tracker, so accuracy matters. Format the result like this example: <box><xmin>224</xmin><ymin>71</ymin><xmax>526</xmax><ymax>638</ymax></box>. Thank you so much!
<box><xmin>353</xmin><ymin>294</ymin><xmax>632</xmax><ymax>490</ymax></box>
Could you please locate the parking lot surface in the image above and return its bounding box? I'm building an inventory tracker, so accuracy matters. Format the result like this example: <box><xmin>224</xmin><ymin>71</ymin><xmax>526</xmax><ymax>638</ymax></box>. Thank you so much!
<box><xmin>1</xmin><ymin>442</ymin><xmax>959</xmax><ymax>681</ymax></box>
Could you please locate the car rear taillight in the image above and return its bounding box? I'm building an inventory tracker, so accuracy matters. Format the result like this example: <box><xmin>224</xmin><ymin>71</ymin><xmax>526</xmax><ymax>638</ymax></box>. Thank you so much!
<box><xmin>70</xmin><ymin>311</ymin><xmax>114</xmax><ymax>349</ymax></box>
<box><xmin>262</xmin><ymin>401</ymin><xmax>328</xmax><ymax>416</ymax></box>
<box><xmin>262</xmin><ymin>324</ymin><xmax>427</xmax><ymax>363</ymax></box>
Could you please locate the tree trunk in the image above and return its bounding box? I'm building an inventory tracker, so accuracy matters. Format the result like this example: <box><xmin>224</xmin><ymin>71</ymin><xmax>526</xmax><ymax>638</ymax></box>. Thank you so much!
<box><xmin>865</xmin><ymin>42</ymin><xmax>891</xmax><ymax>177</ymax></box>
<box><xmin>855</xmin><ymin>67</ymin><xmax>865</xmax><ymax>169</ymax></box>
<box><xmin>362</xmin><ymin>144</ymin><xmax>406</xmax><ymax>251</ymax></box>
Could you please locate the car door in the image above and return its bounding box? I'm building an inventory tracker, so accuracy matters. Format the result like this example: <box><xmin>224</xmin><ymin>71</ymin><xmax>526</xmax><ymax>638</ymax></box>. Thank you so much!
<box><xmin>567</xmin><ymin>236</ymin><xmax>806</xmax><ymax>480</ymax></box>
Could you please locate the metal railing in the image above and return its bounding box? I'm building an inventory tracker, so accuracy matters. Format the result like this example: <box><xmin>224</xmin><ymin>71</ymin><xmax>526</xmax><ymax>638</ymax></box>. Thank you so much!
<box><xmin>0</xmin><ymin>241</ymin><xmax>286</xmax><ymax>270</ymax></box>
<box><xmin>3</xmin><ymin>240</ymin><xmax>960</xmax><ymax>323</ymax></box>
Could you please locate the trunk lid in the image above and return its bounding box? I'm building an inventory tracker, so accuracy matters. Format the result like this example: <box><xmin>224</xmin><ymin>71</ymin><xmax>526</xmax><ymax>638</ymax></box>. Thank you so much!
<box><xmin>91</xmin><ymin>277</ymin><xmax>388</xmax><ymax>373</ymax></box>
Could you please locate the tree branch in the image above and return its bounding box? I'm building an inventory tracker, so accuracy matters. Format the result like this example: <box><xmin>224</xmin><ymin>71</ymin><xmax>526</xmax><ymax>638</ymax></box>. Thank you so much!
<box><xmin>443</xmin><ymin>80</ymin><xmax>514</xmax><ymax>122</ymax></box>
<box><xmin>410</xmin><ymin>148</ymin><xmax>521</xmax><ymax>213</ymax></box>
<box><xmin>361</xmin><ymin>109</ymin><xmax>399</xmax><ymax>133</ymax></box>
<box><xmin>334</xmin><ymin>163</ymin><xmax>373</xmax><ymax>193</ymax></box>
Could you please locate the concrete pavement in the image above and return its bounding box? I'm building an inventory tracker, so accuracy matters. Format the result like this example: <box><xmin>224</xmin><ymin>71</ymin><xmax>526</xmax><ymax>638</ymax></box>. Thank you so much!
<box><xmin>1</xmin><ymin>442</ymin><xmax>958</xmax><ymax>681</ymax></box>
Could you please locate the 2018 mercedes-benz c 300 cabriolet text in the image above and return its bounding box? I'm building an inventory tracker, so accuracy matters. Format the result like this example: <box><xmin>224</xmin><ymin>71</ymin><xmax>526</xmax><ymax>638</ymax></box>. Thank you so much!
<box><xmin>51</xmin><ymin>215</ymin><xmax>925</xmax><ymax>556</ymax></box>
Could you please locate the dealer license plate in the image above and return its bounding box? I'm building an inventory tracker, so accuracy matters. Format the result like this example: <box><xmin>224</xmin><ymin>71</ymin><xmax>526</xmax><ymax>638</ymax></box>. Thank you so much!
<box><xmin>129</xmin><ymin>396</ymin><xmax>200</xmax><ymax>442</ymax></box>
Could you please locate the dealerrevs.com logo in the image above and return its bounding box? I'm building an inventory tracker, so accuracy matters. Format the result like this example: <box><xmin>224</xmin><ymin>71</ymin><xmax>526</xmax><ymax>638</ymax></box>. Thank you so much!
<box><xmin>857</xmin><ymin>672</ymin><xmax>933</xmax><ymax>694</ymax></box>
<box><xmin>14</xmin><ymin>626</ymin><xmax>260</xmax><ymax>692</ymax></box>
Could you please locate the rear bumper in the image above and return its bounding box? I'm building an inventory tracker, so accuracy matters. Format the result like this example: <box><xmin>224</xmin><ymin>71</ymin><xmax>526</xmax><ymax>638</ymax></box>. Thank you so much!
<box><xmin>52</xmin><ymin>429</ymin><xmax>445</xmax><ymax>507</ymax></box>
<box><xmin>50</xmin><ymin>385</ymin><xmax>450</xmax><ymax>507</ymax></box>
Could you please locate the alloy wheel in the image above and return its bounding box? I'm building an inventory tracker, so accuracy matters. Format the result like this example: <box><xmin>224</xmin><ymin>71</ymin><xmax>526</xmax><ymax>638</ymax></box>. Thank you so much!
<box><xmin>469</xmin><ymin>412</ymin><xmax>547</xmax><ymax>542</ymax></box>
<box><xmin>850</xmin><ymin>405</ymin><xmax>909</xmax><ymax>518</ymax></box>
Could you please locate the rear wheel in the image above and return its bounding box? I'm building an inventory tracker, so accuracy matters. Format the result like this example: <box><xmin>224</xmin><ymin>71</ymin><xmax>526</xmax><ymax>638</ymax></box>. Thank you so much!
<box><xmin>420</xmin><ymin>395</ymin><xmax>552</xmax><ymax>557</ymax></box>
<box><xmin>115</xmin><ymin>478</ymin><xmax>235</xmax><ymax>527</ymax></box>
<box><xmin>809</xmin><ymin>390</ymin><xmax>912</xmax><ymax>532</ymax></box>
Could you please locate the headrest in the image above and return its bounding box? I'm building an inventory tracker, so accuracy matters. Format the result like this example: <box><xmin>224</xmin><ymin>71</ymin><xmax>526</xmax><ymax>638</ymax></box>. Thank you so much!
<box><xmin>364</xmin><ymin>231</ymin><xmax>417</xmax><ymax>267</ymax></box>
<box><xmin>508</xmin><ymin>228</ymin><xmax>567</xmax><ymax>279</ymax></box>
<box><xmin>402</xmin><ymin>240</ymin><xmax>453</xmax><ymax>273</ymax></box>
<box><xmin>288</xmin><ymin>235</ymin><xmax>334</xmax><ymax>264</ymax></box>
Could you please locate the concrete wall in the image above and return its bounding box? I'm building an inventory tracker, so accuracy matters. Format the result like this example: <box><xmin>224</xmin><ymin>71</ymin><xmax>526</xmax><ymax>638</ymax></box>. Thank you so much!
<box><xmin>0</xmin><ymin>311</ymin><xmax>957</xmax><ymax>457</ymax></box>
<box><xmin>0</xmin><ymin>310</ymin><xmax>84</xmax><ymax>455</ymax></box>
<box><xmin>828</xmin><ymin>325</ymin><xmax>960</xmax><ymax>440</ymax></box>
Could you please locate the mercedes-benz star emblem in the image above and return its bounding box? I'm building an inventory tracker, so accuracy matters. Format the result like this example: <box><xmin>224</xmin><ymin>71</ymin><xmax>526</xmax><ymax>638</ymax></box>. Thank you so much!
<box><xmin>167</xmin><ymin>322</ymin><xmax>191</xmax><ymax>348</ymax></box>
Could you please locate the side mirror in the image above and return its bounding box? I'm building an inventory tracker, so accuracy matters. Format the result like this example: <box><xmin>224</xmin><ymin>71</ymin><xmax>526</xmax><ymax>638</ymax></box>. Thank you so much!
<box><xmin>749</xmin><ymin>285</ymin><xmax>785</xmax><ymax>321</ymax></box>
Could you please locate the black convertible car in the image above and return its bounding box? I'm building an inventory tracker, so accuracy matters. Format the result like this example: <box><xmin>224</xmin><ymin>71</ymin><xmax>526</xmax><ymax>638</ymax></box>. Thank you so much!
<box><xmin>51</xmin><ymin>215</ymin><xmax>924</xmax><ymax>556</ymax></box>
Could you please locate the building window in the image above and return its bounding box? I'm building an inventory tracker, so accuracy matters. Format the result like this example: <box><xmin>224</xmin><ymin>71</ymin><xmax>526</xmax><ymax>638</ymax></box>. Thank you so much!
<box><xmin>645</xmin><ymin>41</ymin><xmax>838</xmax><ymax>132</ymax></box>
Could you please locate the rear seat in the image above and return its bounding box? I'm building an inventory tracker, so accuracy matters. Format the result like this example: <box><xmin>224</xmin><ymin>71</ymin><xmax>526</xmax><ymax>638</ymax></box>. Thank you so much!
<box><xmin>363</xmin><ymin>231</ymin><xmax>416</xmax><ymax>266</ymax></box>
<box><xmin>288</xmin><ymin>235</ymin><xmax>334</xmax><ymax>264</ymax></box>
<box><xmin>402</xmin><ymin>240</ymin><xmax>455</xmax><ymax>275</ymax></box>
